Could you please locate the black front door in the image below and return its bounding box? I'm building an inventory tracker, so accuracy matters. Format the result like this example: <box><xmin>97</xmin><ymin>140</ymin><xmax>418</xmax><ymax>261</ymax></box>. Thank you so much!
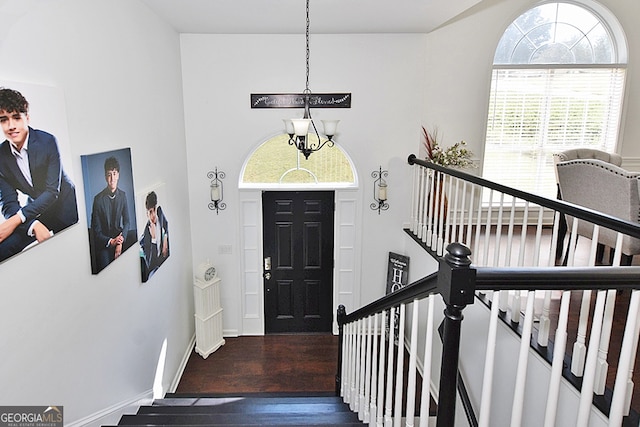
<box><xmin>262</xmin><ymin>191</ymin><xmax>335</xmax><ymax>333</ymax></box>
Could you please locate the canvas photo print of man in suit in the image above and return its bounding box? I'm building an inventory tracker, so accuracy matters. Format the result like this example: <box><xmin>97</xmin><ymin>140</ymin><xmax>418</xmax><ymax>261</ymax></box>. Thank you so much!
<box><xmin>139</xmin><ymin>190</ymin><xmax>169</xmax><ymax>283</ymax></box>
<box><xmin>0</xmin><ymin>87</ymin><xmax>79</xmax><ymax>263</ymax></box>
<box><xmin>81</xmin><ymin>148</ymin><xmax>137</xmax><ymax>274</ymax></box>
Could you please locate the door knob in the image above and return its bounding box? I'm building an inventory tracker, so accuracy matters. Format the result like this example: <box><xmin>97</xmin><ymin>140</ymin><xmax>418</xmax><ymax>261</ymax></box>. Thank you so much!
<box><xmin>264</xmin><ymin>272</ymin><xmax>272</xmax><ymax>280</ymax></box>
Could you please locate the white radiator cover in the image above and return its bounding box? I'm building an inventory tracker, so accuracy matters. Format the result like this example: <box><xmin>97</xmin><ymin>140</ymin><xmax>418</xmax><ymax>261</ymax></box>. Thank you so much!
<box><xmin>194</xmin><ymin>277</ymin><xmax>225</xmax><ymax>358</ymax></box>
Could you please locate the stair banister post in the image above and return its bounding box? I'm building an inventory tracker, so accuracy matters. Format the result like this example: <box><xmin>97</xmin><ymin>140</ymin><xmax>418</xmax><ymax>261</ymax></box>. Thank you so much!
<box><xmin>336</xmin><ymin>304</ymin><xmax>347</xmax><ymax>396</ymax></box>
<box><xmin>436</xmin><ymin>243</ymin><xmax>476</xmax><ymax>427</ymax></box>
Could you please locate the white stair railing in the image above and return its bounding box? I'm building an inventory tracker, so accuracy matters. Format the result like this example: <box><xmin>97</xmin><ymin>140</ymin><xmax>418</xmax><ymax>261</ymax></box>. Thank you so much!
<box><xmin>339</xmin><ymin>156</ymin><xmax>640</xmax><ymax>427</ymax></box>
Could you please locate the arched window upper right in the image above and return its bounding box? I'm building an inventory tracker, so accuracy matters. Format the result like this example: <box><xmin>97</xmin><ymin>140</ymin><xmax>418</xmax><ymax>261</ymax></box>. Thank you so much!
<box><xmin>482</xmin><ymin>2</ymin><xmax>627</xmax><ymax>199</ymax></box>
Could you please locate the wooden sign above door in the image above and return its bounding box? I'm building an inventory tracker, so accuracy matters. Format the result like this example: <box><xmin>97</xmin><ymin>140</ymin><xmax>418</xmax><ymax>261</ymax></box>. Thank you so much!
<box><xmin>251</xmin><ymin>93</ymin><xmax>351</xmax><ymax>109</ymax></box>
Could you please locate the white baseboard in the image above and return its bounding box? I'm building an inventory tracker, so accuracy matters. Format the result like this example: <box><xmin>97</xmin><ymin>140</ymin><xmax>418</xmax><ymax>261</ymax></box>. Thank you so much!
<box><xmin>67</xmin><ymin>335</ymin><xmax>197</xmax><ymax>426</ymax></box>
<box><xmin>169</xmin><ymin>333</ymin><xmax>196</xmax><ymax>393</ymax></box>
<box><xmin>65</xmin><ymin>390</ymin><xmax>153</xmax><ymax>427</ymax></box>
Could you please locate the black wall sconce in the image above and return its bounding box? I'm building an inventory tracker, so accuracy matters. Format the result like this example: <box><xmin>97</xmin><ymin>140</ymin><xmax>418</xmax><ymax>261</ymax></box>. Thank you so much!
<box><xmin>207</xmin><ymin>168</ymin><xmax>226</xmax><ymax>214</ymax></box>
<box><xmin>370</xmin><ymin>166</ymin><xmax>389</xmax><ymax>214</ymax></box>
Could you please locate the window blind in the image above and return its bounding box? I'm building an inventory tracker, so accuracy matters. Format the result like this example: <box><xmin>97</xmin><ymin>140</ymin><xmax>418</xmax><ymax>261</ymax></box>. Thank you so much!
<box><xmin>483</xmin><ymin>67</ymin><xmax>625</xmax><ymax>199</ymax></box>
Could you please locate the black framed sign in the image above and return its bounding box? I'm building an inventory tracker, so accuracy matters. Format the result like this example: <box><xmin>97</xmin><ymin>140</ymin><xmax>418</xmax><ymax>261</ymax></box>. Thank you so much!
<box><xmin>385</xmin><ymin>252</ymin><xmax>410</xmax><ymax>294</ymax></box>
<box><xmin>251</xmin><ymin>93</ymin><xmax>351</xmax><ymax>109</ymax></box>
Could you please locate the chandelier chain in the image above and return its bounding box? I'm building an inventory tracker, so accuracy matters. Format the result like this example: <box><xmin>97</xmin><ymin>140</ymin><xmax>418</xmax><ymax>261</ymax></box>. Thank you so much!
<box><xmin>305</xmin><ymin>0</ymin><xmax>310</xmax><ymax>93</ymax></box>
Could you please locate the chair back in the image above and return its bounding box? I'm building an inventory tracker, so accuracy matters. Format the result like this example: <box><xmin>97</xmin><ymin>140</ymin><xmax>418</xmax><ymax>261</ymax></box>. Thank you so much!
<box><xmin>553</xmin><ymin>148</ymin><xmax>622</xmax><ymax>184</ymax></box>
<box><xmin>556</xmin><ymin>158</ymin><xmax>640</xmax><ymax>255</ymax></box>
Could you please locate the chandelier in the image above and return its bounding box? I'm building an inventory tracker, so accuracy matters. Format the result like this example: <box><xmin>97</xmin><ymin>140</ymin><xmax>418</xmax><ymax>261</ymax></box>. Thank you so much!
<box><xmin>282</xmin><ymin>0</ymin><xmax>339</xmax><ymax>160</ymax></box>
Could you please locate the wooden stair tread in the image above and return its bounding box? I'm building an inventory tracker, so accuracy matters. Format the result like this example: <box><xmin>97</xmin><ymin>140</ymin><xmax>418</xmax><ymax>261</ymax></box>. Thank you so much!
<box><xmin>141</xmin><ymin>402</ymin><xmax>350</xmax><ymax>415</ymax></box>
<box><xmin>118</xmin><ymin>411</ymin><xmax>361</xmax><ymax>425</ymax></box>
<box><xmin>153</xmin><ymin>396</ymin><xmax>345</xmax><ymax>407</ymax></box>
<box><xmin>112</xmin><ymin>424</ymin><xmax>364</xmax><ymax>427</ymax></box>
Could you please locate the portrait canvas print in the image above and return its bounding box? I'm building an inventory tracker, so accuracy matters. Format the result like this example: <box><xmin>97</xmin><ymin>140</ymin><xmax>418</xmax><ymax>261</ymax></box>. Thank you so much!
<box><xmin>0</xmin><ymin>81</ymin><xmax>79</xmax><ymax>264</ymax></box>
<box><xmin>137</xmin><ymin>183</ymin><xmax>170</xmax><ymax>283</ymax></box>
<box><xmin>81</xmin><ymin>148</ymin><xmax>137</xmax><ymax>274</ymax></box>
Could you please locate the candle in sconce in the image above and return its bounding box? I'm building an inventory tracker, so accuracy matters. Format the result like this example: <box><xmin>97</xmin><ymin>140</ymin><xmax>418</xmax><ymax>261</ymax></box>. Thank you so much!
<box><xmin>211</xmin><ymin>183</ymin><xmax>221</xmax><ymax>202</ymax></box>
<box><xmin>378</xmin><ymin>182</ymin><xmax>388</xmax><ymax>202</ymax></box>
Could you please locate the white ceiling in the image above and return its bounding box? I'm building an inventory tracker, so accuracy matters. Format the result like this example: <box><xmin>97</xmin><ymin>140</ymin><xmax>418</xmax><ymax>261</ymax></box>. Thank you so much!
<box><xmin>139</xmin><ymin>0</ymin><xmax>485</xmax><ymax>34</ymax></box>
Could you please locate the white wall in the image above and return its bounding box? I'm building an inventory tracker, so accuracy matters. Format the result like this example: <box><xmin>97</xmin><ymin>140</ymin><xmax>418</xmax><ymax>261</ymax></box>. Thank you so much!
<box><xmin>0</xmin><ymin>0</ymin><xmax>194</xmax><ymax>425</ymax></box>
<box><xmin>180</xmin><ymin>33</ymin><xmax>427</xmax><ymax>334</ymax></box>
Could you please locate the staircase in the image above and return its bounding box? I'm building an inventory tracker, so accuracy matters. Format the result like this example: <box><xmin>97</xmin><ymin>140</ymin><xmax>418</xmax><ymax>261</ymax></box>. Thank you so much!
<box><xmin>104</xmin><ymin>393</ymin><xmax>365</xmax><ymax>426</ymax></box>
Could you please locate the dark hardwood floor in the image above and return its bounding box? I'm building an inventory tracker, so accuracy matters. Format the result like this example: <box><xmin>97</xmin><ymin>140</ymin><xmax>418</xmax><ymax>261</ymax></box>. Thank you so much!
<box><xmin>176</xmin><ymin>334</ymin><xmax>338</xmax><ymax>394</ymax></box>
<box><xmin>175</xmin><ymin>229</ymin><xmax>639</xmax><ymax>419</ymax></box>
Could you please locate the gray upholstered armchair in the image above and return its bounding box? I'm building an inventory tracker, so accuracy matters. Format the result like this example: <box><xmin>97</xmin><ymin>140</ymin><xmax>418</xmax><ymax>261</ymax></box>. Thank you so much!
<box><xmin>552</xmin><ymin>149</ymin><xmax>624</xmax><ymax>261</ymax></box>
<box><xmin>556</xmin><ymin>158</ymin><xmax>640</xmax><ymax>265</ymax></box>
<box><xmin>553</xmin><ymin>148</ymin><xmax>623</xmax><ymax>166</ymax></box>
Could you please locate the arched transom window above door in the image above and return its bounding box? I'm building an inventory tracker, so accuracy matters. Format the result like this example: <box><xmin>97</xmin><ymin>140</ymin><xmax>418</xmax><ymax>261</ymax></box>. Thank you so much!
<box><xmin>240</xmin><ymin>134</ymin><xmax>357</xmax><ymax>188</ymax></box>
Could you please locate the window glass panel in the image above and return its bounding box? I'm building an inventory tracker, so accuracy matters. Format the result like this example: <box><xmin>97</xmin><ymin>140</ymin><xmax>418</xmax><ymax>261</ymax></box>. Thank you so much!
<box><xmin>241</xmin><ymin>134</ymin><xmax>356</xmax><ymax>185</ymax></box>
<box><xmin>495</xmin><ymin>3</ymin><xmax>615</xmax><ymax>65</ymax></box>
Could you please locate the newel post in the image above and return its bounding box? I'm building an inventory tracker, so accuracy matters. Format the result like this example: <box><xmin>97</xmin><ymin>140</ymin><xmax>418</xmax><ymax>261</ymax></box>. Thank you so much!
<box><xmin>436</xmin><ymin>243</ymin><xmax>476</xmax><ymax>427</ymax></box>
<box><xmin>336</xmin><ymin>304</ymin><xmax>347</xmax><ymax>396</ymax></box>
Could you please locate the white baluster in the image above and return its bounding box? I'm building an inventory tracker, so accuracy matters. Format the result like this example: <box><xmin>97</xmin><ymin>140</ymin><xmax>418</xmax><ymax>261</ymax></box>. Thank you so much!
<box><xmin>352</xmin><ymin>319</ymin><xmax>361</xmax><ymax>411</ymax></box>
<box><xmin>511</xmin><ymin>291</ymin><xmax>521</xmax><ymax>324</ymax></box>
<box><xmin>609</xmin><ymin>290</ymin><xmax>640</xmax><ymax>425</ymax></box>
<box><xmin>443</xmin><ymin>175</ymin><xmax>454</xmax><ymax>251</ymax></box>
<box><xmin>450</xmin><ymin>178</ymin><xmax>461</xmax><ymax>246</ymax></box>
<box><xmin>473</xmin><ymin>188</ymin><xmax>483</xmax><ymax>261</ymax></box>
<box><xmin>539</xmin><ymin>212</ymin><xmax>564</xmax><ymax>347</ymax></box>
<box><xmin>419</xmin><ymin>296</ymin><xmax>435</xmax><ymax>427</ymax></box>
<box><xmin>544</xmin><ymin>291</ymin><xmax>571</xmax><ymax>427</ymax></box>
<box><xmin>357</xmin><ymin>318</ymin><xmax>366</xmax><ymax>414</ymax></box>
<box><xmin>376</xmin><ymin>310</ymin><xmax>387</xmax><ymax>427</ymax></box>
<box><xmin>416</xmin><ymin>168</ymin><xmax>425</xmax><ymax>238</ymax></box>
<box><xmin>510</xmin><ymin>291</ymin><xmax>535</xmax><ymax>427</ymax></box>
<box><xmin>425</xmin><ymin>171</ymin><xmax>434</xmax><ymax>245</ymax></box>
<box><xmin>577</xmin><ymin>290</ymin><xmax>607</xmax><ymax>426</ymax></box>
<box><xmin>370</xmin><ymin>312</ymin><xmax>380</xmax><ymax>427</ymax></box>
<box><xmin>349</xmin><ymin>322</ymin><xmax>357</xmax><ymax>406</ymax></box>
<box><xmin>594</xmin><ymin>233</ymin><xmax>624</xmax><ymax>394</ymax></box>
<box><xmin>421</xmin><ymin>170</ymin><xmax>430</xmax><ymax>243</ymax></box>
<box><xmin>517</xmin><ymin>201</ymin><xmax>529</xmax><ymax>267</ymax></box>
<box><xmin>458</xmin><ymin>181</ymin><xmax>468</xmax><ymax>244</ymax></box>
<box><xmin>342</xmin><ymin>322</ymin><xmax>351</xmax><ymax>401</ymax></box>
<box><xmin>431</xmin><ymin>172</ymin><xmax>444</xmax><ymax>255</ymax></box>
<box><xmin>465</xmin><ymin>184</ymin><xmax>476</xmax><ymax>246</ymax></box>
<box><xmin>492</xmin><ymin>193</ymin><xmax>505</xmax><ymax>268</ymax></box>
<box><xmin>405</xmin><ymin>300</ymin><xmax>420</xmax><ymax>427</ymax></box>
<box><xmin>384</xmin><ymin>307</ymin><xmax>396</xmax><ymax>427</ymax></box>
<box><xmin>363</xmin><ymin>315</ymin><xmax>373</xmax><ymax>422</ymax></box>
<box><xmin>571</xmin><ymin>227</ymin><xmax>600</xmax><ymax>377</ymax></box>
<box><xmin>411</xmin><ymin>166</ymin><xmax>418</xmax><ymax>234</ymax></box>
<box><xmin>502</xmin><ymin>197</ymin><xmax>516</xmax><ymax>270</ymax></box>
<box><xmin>393</xmin><ymin>304</ymin><xmax>406</xmax><ymax>427</ymax></box>
<box><xmin>479</xmin><ymin>290</ymin><xmax>501</xmax><ymax>427</ymax></box>
<box><xmin>537</xmin><ymin>291</ymin><xmax>552</xmax><ymax>347</ymax></box>
<box><xmin>482</xmin><ymin>189</ymin><xmax>493</xmax><ymax>265</ymax></box>
<box><xmin>622</xmin><ymin>302</ymin><xmax>640</xmax><ymax>415</ymax></box>
<box><xmin>594</xmin><ymin>289</ymin><xmax>617</xmax><ymax>394</ymax></box>
<box><xmin>532</xmin><ymin>205</ymin><xmax>544</xmax><ymax>266</ymax></box>
<box><xmin>571</xmin><ymin>290</ymin><xmax>592</xmax><ymax>377</ymax></box>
